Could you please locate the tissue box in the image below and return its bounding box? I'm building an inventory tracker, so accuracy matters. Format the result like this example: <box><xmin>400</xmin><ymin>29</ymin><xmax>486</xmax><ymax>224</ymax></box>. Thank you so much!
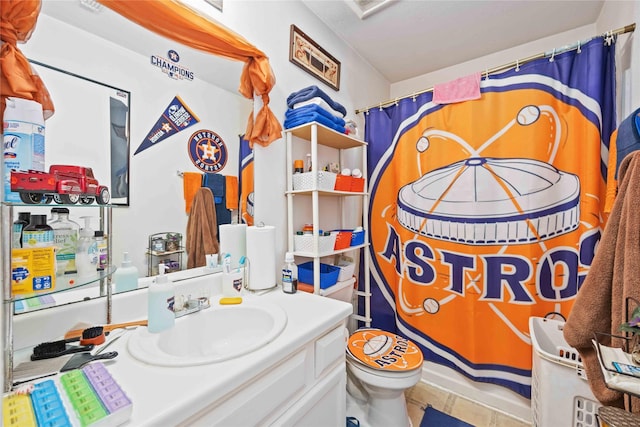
<box><xmin>298</xmin><ymin>262</ymin><xmax>340</xmax><ymax>289</ymax></box>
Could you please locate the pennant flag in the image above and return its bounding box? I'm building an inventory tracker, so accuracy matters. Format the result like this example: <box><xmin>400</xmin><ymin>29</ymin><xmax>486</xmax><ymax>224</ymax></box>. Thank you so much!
<box><xmin>135</xmin><ymin>95</ymin><xmax>199</xmax><ymax>155</ymax></box>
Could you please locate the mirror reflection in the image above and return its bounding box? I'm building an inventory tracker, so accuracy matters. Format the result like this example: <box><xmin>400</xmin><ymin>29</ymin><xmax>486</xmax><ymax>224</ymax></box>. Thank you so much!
<box><xmin>12</xmin><ymin>1</ymin><xmax>253</xmax><ymax>313</ymax></box>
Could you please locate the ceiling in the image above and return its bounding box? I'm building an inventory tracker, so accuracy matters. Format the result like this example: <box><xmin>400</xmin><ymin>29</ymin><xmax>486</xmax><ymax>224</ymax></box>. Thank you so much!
<box><xmin>37</xmin><ymin>0</ymin><xmax>606</xmax><ymax>88</ymax></box>
<box><xmin>301</xmin><ymin>0</ymin><xmax>606</xmax><ymax>83</ymax></box>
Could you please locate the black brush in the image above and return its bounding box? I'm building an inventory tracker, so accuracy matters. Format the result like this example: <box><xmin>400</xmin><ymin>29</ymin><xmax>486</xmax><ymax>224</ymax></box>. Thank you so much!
<box><xmin>30</xmin><ymin>340</ymin><xmax>94</xmax><ymax>361</ymax></box>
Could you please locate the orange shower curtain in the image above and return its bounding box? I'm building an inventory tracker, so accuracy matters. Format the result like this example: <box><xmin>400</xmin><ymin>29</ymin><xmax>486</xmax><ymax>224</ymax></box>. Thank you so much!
<box><xmin>97</xmin><ymin>0</ymin><xmax>282</xmax><ymax>148</ymax></box>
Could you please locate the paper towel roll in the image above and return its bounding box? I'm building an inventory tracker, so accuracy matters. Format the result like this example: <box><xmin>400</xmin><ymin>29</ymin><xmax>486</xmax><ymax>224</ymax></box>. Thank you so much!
<box><xmin>219</xmin><ymin>224</ymin><xmax>247</xmax><ymax>269</ymax></box>
<box><xmin>246</xmin><ymin>225</ymin><xmax>276</xmax><ymax>290</ymax></box>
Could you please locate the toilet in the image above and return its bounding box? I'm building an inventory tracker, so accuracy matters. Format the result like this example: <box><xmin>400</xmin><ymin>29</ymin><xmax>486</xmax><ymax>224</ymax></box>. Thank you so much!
<box><xmin>346</xmin><ymin>328</ymin><xmax>424</xmax><ymax>427</ymax></box>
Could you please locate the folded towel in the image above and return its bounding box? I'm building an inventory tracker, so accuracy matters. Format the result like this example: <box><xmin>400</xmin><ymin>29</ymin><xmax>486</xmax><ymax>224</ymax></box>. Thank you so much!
<box><xmin>203</xmin><ymin>172</ymin><xmax>225</xmax><ymax>204</ymax></box>
<box><xmin>186</xmin><ymin>187</ymin><xmax>219</xmax><ymax>269</ymax></box>
<box><xmin>433</xmin><ymin>72</ymin><xmax>482</xmax><ymax>105</ymax></box>
<box><xmin>290</xmin><ymin>97</ymin><xmax>344</xmax><ymax>117</ymax></box>
<box><xmin>183</xmin><ymin>172</ymin><xmax>203</xmax><ymax>214</ymax></box>
<box><xmin>285</xmin><ymin>104</ymin><xmax>346</xmax><ymax>127</ymax></box>
<box><xmin>286</xmin><ymin>85</ymin><xmax>347</xmax><ymax>117</ymax></box>
<box><xmin>225</xmin><ymin>175</ymin><xmax>238</xmax><ymax>210</ymax></box>
<box><xmin>284</xmin><ymin>113</ymin><xmax>346</xmax><ymax>134</ymax></box>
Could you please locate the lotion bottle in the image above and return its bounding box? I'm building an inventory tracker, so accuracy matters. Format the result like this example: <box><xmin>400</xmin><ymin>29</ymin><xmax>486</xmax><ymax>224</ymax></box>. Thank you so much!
<box><xmin>148</xmin><ymin>263</ymin><xmax>175</xmax><ymax>333</ymax></box>
<box><xmin>113</xmin><ymin>251</ymin><xmax>139</xmax><ymax>293</ymax></box>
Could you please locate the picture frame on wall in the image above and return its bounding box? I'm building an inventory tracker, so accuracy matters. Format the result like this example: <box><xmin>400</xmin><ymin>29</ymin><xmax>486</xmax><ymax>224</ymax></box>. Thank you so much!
<box><xmin>289</xmin><ymin>25</ymin><xmax>341</xmax><ymax>91</ymax></box>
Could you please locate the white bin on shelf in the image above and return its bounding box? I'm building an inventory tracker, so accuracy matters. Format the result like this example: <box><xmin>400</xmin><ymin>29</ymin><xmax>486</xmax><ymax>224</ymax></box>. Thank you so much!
<box><xmin>529</xmin><ymin>316</ymin><xmax>601</xmax><ymax>427</ymax></box>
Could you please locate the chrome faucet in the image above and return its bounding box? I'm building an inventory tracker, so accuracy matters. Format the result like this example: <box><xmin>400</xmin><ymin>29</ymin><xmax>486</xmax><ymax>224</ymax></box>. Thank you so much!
<box><xmin>174</xmin><ymin>294</ymin><xmax>211</xmax><ymax>318</ymax></box>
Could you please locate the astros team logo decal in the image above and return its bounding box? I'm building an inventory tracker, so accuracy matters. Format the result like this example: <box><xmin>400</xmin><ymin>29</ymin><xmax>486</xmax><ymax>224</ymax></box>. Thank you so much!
<box><xmin>188</xmin><ymin>129</ymin><xmax>228</xmax><ymax>173</ymax></box>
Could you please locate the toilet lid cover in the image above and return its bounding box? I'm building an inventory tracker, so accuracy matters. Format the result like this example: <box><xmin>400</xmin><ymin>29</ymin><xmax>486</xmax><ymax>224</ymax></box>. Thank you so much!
<box><xmin>347</xmin><ymin>329</ymin><xmax>423</xmax><ymax>372</ymax></box>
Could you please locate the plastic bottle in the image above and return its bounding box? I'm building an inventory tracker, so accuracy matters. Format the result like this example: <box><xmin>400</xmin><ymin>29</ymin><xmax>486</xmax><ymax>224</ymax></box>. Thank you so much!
<box><xmin>281</xmin><ymin>252</ymin><xmax>298</xmax><ymax>294</ymax></box>
<box><xmin>50</xmin><ymin>208</ymin><xmax>79</xmax><ymax>274</ymax></box>
<box><xmin>113</xmin><ymin>252</ymin><xmax>139</xmax><ymax>293</ymax></box>
<box><xmin>76</xmin><ymin>217</ymin><xmax>98</xmax><ymax>282</ymax></box>
<box><xmin>12</xmin><ymin>212</ymin><xmax>31</xmax><ymax>248</ymax></box>
<box><xmin>148</xmin><ymin>263</ymin><xmax>175</xmax><ymax>333</ymax></box>
<box><xmin>22</xmin><ymin>215</ymin><xmax>54</xmax><ymax>248</ymax></box>
<box><xmin>94</xmin><ymin>230</ymin><xmax>108</xmax><ymax>271</ymax></box>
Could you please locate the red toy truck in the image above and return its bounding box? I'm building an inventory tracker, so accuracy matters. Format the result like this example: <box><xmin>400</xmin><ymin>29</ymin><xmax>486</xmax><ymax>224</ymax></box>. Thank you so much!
<box><xmin>10</xmin><ymin>165</ymin><xmax>110</xmax><ymax>205</ymax></box>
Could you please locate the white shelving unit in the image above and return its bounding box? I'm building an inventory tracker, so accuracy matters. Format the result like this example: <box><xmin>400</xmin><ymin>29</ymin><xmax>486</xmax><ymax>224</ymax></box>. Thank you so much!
<box><xmin>285</xmin><ymin>122</ymin><xmax>371</xmax><ymax>326</ymax></box>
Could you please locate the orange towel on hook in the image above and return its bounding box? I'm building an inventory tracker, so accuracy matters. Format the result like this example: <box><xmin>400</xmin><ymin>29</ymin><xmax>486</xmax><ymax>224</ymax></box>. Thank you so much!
<box><xmin>183</xmin><ymin>172</ymin><xmax>203</xmax><ymax>213</ymax></box>
<box><xmin>226</xmin><ymin>175</ymin><xmax>239</xmax><ymax>210</ymax></box>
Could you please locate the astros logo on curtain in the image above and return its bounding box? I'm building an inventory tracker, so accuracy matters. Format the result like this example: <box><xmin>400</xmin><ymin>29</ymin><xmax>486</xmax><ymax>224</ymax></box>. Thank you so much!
<box><xmin>239</xmin><ymin>135</ymin><xmax>254</xmax><ymax>225</ymax></box>
<box><xmin>364</xmin><ymin>37</ymin><xmax>617</xmax><ymax>397</ymax></box>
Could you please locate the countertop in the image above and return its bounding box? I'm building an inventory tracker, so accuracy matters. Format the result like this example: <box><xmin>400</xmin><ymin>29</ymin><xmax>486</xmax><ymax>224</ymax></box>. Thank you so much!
<box><xmin>14</xmin><ymin>288</ymin><xmax>352</xmax><ymax>426</ymax></box>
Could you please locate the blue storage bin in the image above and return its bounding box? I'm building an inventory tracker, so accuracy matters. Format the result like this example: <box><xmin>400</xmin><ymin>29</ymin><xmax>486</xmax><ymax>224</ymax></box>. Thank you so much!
<box><xmin>351</xmin><ymin>229</ymin><xmax>365</xmax><ymax>246</ymax></box>
<box><xmin>298</xmin><ymin>262</ymin><xmax>340</xmax><ymax>289</ymax></box>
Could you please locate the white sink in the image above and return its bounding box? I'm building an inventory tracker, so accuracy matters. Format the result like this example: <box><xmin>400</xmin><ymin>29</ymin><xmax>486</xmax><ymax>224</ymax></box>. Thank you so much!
<box><xmin>127</xmin><ymin>300</ymin><xmax>287</xmax><ymax>366</ymax></box>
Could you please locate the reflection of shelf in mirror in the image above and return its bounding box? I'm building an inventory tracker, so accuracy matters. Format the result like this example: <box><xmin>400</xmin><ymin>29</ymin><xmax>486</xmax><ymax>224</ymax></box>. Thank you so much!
<box><xmin>146</xmin><ymin>248</ymin><xmax>185</xmax><ymax>256</ymax></box>
<box><xmin>7</xmin><ymin>264</ymin><xmax>116</xmax><ymax>303</ymax></box>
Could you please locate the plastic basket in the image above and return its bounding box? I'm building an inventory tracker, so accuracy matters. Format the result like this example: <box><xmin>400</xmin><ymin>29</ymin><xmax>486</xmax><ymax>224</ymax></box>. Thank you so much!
<box><xmin>351</xmin><ymin>229</ymin><xmax>365</xmax><ymax>246</ymax></box>
<box><xmin>336</xmin><ymin>261</ymin><xmax>355</xmax><ymax>282</ymax></box>
<box><xmin>351</xmin><ymin>177</ymin><xmax>365</xmax><ymax>192</ymax></box>
<box><xmin>334</xmin><ymin>174</ymin><xmax>352</xmax><ymax>191</ymax></box>
<box><xmin>333</xmin><ymin>230</ymin><xmax>353</xmax><ymax>250</ymax></box>
<box><xmin>298</xmin><ymin>262</ymin><xmax>340</xmax><ymax>289</ymax></box>
<box><xmin>529</xmin><ymin>317</ymin><xmax>601</xmax><ymax>427</ymax></box>
<box><xmin>293</xmin><ymin>233</ymin><xmax>336</xmax><ymax>254</ymax></box>
<box><xmin>292</xmin><ymin>171</ymin><xmax>337</xmax><ymax>191</ymax></box>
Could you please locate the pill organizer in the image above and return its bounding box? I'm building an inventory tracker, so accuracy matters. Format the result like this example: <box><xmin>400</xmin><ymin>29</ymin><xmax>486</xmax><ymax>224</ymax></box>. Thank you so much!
<box><xmin>3</xmin><ymin>362</ymin><xmax>132</xmax><ymax>427</ymax></box>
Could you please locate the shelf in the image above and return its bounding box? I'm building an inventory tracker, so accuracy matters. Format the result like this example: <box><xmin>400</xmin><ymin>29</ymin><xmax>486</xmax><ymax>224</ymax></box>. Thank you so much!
<box><xmin>286</xmin><ymin>122</ymin><xmax>366</xmax><ymax>149</ymax></box>
<box><xmin>5</xmin><ymin>264</ymin><xmax>116</xmax><ymax>303</ymax></box>
<box><xmin>2</xmin><ymin>201</ymin><xmax>119</xmax><ymax>208</ymax></box>
<box><xmin>146</xmin><ymin>249</ymin><xmax>185</xmax><ymax>256</ymax></box>
<box><xmin>286</xmin><ymin>189</ymin><xmax>368</xmax><ymax>197</ymax></box>
<box><xmin>293</xmin><ymin>243</ymin><xmax>369</xmax><ymax>258</ymax></box>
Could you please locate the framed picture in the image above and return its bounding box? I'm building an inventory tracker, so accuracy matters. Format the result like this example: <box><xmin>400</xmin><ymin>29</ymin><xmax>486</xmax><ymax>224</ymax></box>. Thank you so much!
<box><xmin>289</xmin><ymin>25</ymin><xmax>341</xmax><ymax>91</ymax></box>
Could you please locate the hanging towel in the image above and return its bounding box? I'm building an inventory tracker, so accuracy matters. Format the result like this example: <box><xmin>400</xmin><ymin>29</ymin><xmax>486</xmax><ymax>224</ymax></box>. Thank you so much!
<box><xmin>225</xmin><ymin>175</ymin><xmax>238</xmax><ymax>210</ymax></box>
<box><xmin>564</xmin><ymin>151</ymin><xmax>640</xmax><ymax>410</ymax></box>
<box><xmin>203</xmin><ymin>172</ymin><xmax>232</xmax><ymax>232</ymax></box>
<box><xmin>604</xmin><ymin>128</ymin><xmax>618</xmax><ymax>214</ymax></box>
<box><xmin>432</xmin><ymin>72</ymin><xmax>482</xmax><ymax>105</ymax></box>
<box><xmin>183</xmin><ymin>172</ymin><xmax>203</xmax><ymax>214</ymax></box>
<box><xmin>186</xmin><ymin>187</ymin><xmax>219</xmax><ymax>269</ymax></box>
<box><xmin>286</xmin><ymin>85</ymin><xmax>347</xmax><ymax>117</ymax></box>
<box><xmin>614</xmin><ymin>107</ymin><xmax>640</xmax><ymax>178</ymax></box>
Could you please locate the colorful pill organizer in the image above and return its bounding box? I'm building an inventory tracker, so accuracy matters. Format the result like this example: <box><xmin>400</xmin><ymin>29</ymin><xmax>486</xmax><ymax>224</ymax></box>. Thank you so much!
<box><xmin>3</xmin><ymin>362</ymin><xmax>132</xmax><ymax>427</ymax></box>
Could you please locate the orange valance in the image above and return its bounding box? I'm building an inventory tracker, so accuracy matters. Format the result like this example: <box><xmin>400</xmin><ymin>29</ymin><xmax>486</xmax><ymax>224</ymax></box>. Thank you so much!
<box><xmin>0</xmin><ymin>0</ymin><xmax>54</xmax><ymax>120</ymax></box>
<box><xmin>97</xmin><ymin>0</ymin><xmax>282</xmax><ymax>148</ymax></box>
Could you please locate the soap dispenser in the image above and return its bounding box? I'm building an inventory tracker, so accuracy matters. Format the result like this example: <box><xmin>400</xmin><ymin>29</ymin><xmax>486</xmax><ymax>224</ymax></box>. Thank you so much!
<box><xmin>113</xmin><ymin>252</ymin><xmax>139</xmax><ymax>293</ymax></box>
<box><xmin>148</xmin><ymin>263</ymin><xmax>175</xmax><ymax>333</ymax></box>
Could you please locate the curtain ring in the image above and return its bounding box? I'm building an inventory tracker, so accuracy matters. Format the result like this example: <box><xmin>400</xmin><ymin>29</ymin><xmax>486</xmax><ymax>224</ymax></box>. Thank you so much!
<box><xmin>365</xmin><ymin>109</ymin><xmax>370</xmax><ymax>115</ymax></box>
<box><xmin>378</xmin><ymin>103</ymin><xmax>383</xmax><ymax>111</ymax></box>
<box><xmin>576</xmin><ymin>40</ymin><xmax>582</xmax><ymax>54</ymax></box>
<box><xmin>394</xmin><ymin>98</ymin><xmax>399</xmax><ymax>106</ymax></box>
<box><xmin>549</xmin><ymin>48</ymin><xmax>556</xmax><ymax>62</ymax></box>
<box><xmin>485</xmin><ymin>68</ymin><xmax>489</xmax><ymax>80</ymax></box>
<box><xmin>412</xmin><ymin>92</ymin><xmax>417</xmax><ymax>102</ymax></box>
<box><xmin>515</xmin><ymin>59</ymin><xmax>520</xmax><ymax>72</ymax></box>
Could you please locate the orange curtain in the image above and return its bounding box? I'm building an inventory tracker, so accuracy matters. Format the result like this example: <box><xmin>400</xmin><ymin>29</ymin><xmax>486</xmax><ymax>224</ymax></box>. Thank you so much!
<box><xmin>0</xmin><ymin>0</ymin><xmax>54</xmax><ymax>120</ymax></box>
<box><xmin>97</xmin><ymin>0</ymin><xmax>282</xmax><ymax>148</ymax></box>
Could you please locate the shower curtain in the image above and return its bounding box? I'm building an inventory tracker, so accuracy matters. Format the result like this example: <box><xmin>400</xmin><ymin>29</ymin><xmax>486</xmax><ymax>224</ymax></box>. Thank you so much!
<box><xmin>363</xmin><ymin>36</ymin><xmax>617</xmax><ymax>398</ymax></box>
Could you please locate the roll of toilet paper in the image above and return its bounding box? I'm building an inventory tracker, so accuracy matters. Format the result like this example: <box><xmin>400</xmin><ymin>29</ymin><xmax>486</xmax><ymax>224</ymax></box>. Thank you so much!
<box><xmin>246</xmin><ymin>225</ymin><xmax>276</xmax><ymax>290</ymax></box>
<box><xmin>219</xmin><ymin>224</ymin><xmax>247</xmax><ymax>269</ymax></box>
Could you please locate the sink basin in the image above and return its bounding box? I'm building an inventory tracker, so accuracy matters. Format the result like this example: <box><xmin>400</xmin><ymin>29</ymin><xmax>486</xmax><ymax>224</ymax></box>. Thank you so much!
<box><xmin>127</xmin><ymin>300</ymin><xmax>287</xmax><ymax>366</ymax></box>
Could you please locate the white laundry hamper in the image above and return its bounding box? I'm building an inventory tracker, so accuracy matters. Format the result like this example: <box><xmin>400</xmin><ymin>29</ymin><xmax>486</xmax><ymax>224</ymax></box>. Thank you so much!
<box><xmin>529</xmin><ymin>316</ymin><xmax>601</xmax><ymax>427</ymax></box>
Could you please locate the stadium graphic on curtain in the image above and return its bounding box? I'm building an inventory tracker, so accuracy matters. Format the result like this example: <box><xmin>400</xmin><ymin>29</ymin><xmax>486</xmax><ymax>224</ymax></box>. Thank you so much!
<box><xmin>364</xmin><ymin>37</ymin><xmax>617</xmax><ymax>397</ymax></box>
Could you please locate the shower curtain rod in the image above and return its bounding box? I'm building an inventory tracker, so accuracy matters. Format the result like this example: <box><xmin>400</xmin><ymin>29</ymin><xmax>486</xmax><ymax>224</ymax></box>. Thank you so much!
<box><xmin>355</xmin><ymin>23</ymin><xmax>636</xmax><ymax>115</ymax></box>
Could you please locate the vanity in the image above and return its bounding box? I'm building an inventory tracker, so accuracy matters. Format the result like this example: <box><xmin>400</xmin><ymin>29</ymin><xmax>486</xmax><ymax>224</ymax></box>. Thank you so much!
<box><xmin>11</xmin><ymin>274</ymin><xmax>353</xmax><ymax>426</ymax></box>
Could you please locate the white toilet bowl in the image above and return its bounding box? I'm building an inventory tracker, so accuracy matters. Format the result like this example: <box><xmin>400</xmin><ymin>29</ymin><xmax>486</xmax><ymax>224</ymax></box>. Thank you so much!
<box><xmin>346</xmin><ymin>328</ymin><xmax>424</xmax><ymax>427</ymax></box>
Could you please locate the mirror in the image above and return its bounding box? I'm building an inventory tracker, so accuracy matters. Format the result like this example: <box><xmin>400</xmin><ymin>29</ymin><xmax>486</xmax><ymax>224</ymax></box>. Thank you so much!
<box><xmin>13</xmin><ymin>1</ymin><xmax>253</xmax><ymax>313</ymax></box>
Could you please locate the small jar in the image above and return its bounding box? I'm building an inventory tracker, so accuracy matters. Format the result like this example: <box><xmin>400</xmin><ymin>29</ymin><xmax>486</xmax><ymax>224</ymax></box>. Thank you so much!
<box><xmin>294</xmin><ymin>159</ymin><xmax>304</xmax><ymax>174</ymax></box>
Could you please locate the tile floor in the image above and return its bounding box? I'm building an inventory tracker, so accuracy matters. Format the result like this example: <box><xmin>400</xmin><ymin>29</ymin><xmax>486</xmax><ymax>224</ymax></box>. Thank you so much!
<box><xmin>405</xmin><ymin>381</ymin><xmax>532</xmax><ymax>427</ymax></box>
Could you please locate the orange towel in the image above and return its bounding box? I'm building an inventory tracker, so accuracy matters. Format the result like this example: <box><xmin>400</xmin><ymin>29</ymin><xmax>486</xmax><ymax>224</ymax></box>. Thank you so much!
<box><xmin>183</xmin><ymin>172</ymin><xmax>202</xmax><ymax>213</ymax></box>
<box><xmin>604</xmin><ymin>128</ymin><xmax>618</xmax><ymax>214</ymax></box>
<box><xmin>226</xmin><ymin>175</ymin><xmax>239</xmax><ymax>210</ymax></box>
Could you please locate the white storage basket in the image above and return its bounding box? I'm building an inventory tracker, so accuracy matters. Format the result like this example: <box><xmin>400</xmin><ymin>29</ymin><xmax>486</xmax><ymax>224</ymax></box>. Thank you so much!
<box><xmin>294</xmin><ymin>233</ymin><xmax>337</xmax><ymax>254</ymax></box>
<box><xmin>529</xmin><ymin>317</ymin><xmax>601</xmax><ymax>427</ymax></box>
<box><xmin>292</xmin><ymin>171</ymin><xmax>337</xmax><ymax>191</ymax></box>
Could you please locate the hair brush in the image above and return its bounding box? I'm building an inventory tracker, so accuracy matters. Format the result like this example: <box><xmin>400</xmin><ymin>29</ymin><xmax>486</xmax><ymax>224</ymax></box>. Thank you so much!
<box><xmin>31</xmin><ymin>340</ymin><xmax>93</xmax><ymax>361</ymax></box>
<box><xmin>63</xmin><ymin>320</ymin><xmax>148</xmax><ymax>341</ymax></box>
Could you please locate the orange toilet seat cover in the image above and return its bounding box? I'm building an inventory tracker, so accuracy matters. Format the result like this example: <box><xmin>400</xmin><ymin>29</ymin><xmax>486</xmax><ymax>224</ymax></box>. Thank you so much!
<box><xmin>347</xmin><ymin>329</ymin><xmax>424</xmax><ymax>372</ymax></box>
